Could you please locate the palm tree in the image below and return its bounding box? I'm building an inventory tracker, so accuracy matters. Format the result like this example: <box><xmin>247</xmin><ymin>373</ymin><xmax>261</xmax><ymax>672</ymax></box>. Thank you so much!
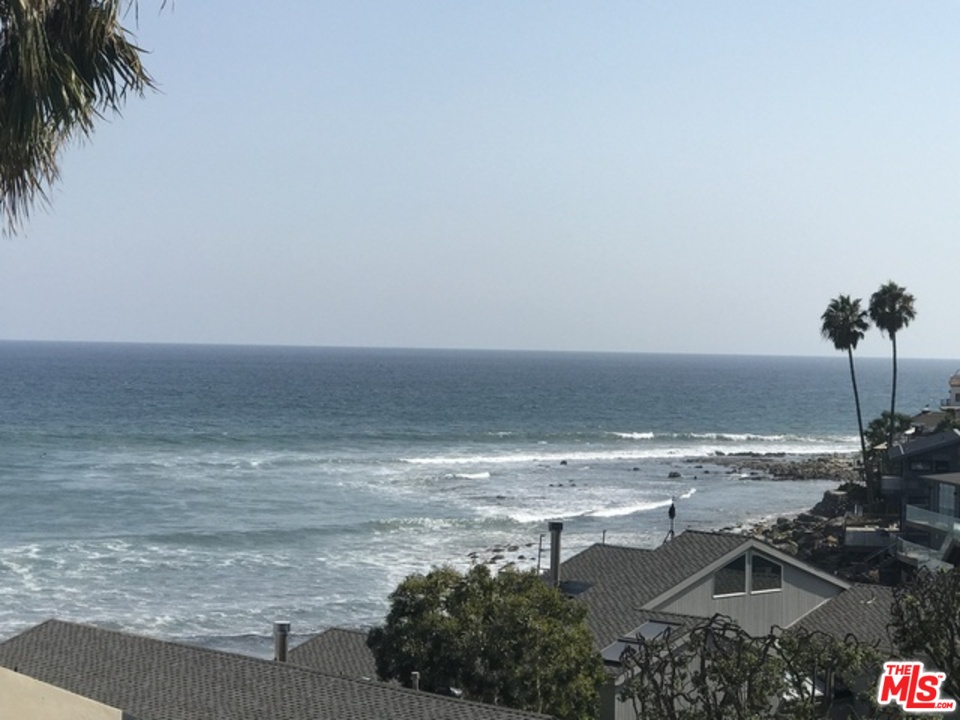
<box><xmin>0</xmin><ymin>0</ymin><xmax>153</xmax><ymax>231</ymax></box>
<box><xmin>821</xmin><ymin>295</ymin><xmax>870</xmax><ymax>478</ymax></box>
<box><xmin>869</xmin><ymin>282</ymin><xmax>917</xmax><ymax>450</ymax></box>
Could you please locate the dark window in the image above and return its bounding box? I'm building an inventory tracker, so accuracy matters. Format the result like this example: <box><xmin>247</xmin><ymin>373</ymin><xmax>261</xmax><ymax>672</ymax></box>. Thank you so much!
<box><xmin>751</xmin><ymin>555</ymin><xmax>782</xmax><ymax>592</ymax></box>
<box><xmin>935</xmin><ymin>460</ymin><xmax>950</xmax><ymax>472</ymax></box>
<box><xmin>714</xmin><ymin>555</ymin><xmax>746</xmax><ymax>596</ymax></box>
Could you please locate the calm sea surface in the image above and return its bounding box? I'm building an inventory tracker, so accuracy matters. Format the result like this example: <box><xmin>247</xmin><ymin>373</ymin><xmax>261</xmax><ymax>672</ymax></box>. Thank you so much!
<box><xmin>0</xmin><ymin>342</ymin><xmax>955</xmax><ymax>655</ymax></box>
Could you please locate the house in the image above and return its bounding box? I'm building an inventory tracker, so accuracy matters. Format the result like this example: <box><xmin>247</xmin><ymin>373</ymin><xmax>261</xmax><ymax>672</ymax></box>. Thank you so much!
<box><xmin>547</xmin><ymin>528</ymin><xmax>887</xmax><ymax>720</ymax></box>
<box><xmin>553</xmin><ymin>529</ymin><xmax>850</xmax><ymax>643</ymax></box>
<box><xmin>886</xmin><ymin>429</ymin><xmax>960</xmax><ymax>570</ymax></box>
<box><xmin>0</xmin><ymin>619</ymin><xmax>553</xmax><ymax>720</ymax></box>
<box><xmin>289</xmin><ymin>528</ymin><xmax>897</xmax><ymax>720</ymax></box>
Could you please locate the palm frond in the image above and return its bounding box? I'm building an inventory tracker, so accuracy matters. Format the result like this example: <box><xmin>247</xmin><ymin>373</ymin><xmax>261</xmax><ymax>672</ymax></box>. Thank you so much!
<box><xmin>0</xmin><ymin>0</ymin><xmax>154</xmax><ymax>232</ymax></box>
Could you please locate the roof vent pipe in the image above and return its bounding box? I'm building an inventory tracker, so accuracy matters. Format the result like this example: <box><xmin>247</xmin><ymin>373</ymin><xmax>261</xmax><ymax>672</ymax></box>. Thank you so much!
<box><xmin>411</xmin><ymin>671</ymin><xmax>420</xmax><ymax>691</ymax></box>
<box><xmin>274</xmin><ymin>621</ymin><xmax>291</xmax><ymax>662</ymax></box>
<box><xmin>549</xmin><ymin>521</ymin><xmax>563</xmax><ymax>588</ymax></box>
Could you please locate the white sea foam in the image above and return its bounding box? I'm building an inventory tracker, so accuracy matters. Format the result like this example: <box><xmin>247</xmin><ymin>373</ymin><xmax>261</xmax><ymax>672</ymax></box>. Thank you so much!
<box><xmin>588</xmin><ymin>499</ymin><xmax>673</xmax><ymax>518</ymax></box>
<box><xmin>611</xmin><ymin>431</ymin><xmax>655</xmax><ymax>440</ymax></box>
<box><xmin>447</xmin><ymin>472</ymin><xmax>491</xmax><ymax>480</ymax></box>
<box><xmin>399</xmin><ymin>439</ymin><xmax>856</xmax><ymax>466</ymax></box>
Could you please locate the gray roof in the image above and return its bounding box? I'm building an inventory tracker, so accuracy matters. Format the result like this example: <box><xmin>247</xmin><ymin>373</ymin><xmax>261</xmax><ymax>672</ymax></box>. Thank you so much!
<box><xmin>289</xmin><ymin>627</ymin><xmax>383</xmax><ymax>682</ymax></box>
<box><xmin>791</xmin><ymin>584</ymin><xmax>896</xmax><ymax>653</ymax></box>
<box><xmin>558</xmin><ymin>531</ymin><xmax>750</xmax><ymax>647</ymax></box>
<box><xmin>889</xmin><ymin>429</ymin><xmax>960</xmax><ymax>459</ymax></box>
<box><xmin>0</xmin><ymin>620</ymin><xmax>552</xmax><ymax>720</ymax></box>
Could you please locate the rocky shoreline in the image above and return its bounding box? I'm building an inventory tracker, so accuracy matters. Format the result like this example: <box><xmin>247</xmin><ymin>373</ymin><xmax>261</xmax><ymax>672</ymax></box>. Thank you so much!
<box><xmin>705</xmin><ymin>452</ymin><xmax>894</xmax><ymax>584</ymax></box>
<box><xmin>691</xmin><ymin>452</ymin><xmax>861</xmax><ymax>484</ymax></box>
<box><xmin>473</xmin><ymin>452</ymin><xmax>891</xmax><ymax>584</ymax></box>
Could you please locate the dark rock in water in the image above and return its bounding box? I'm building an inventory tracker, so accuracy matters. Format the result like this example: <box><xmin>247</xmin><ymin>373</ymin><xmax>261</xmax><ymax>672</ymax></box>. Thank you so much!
<box><xmin>632</xmin><ymin>467</ymin><xmax>639</xmax><ymax>471</ymax></box>
<box><xmin>559</xmin><ymin>460</ymin><xmax>568</xmax><ymax>466</ymax></box>
<box><xmin>668</xmin><ymin>471</ymin><xmax>681</xmax><ymax>478</ymax></box>
<box><xmin>810</xmin><ymin>490</ymin><xmax>849</xmax><ymax>518</ymax></box>
<box><xmin>495</xmin><ymin>495</ymin><xmax>506</xmax><ymax>500</ymax></box>
<box><xmin>507</xmin><ymin>545</ymin><xmax>519</xmax><ymax>551</ymax></box>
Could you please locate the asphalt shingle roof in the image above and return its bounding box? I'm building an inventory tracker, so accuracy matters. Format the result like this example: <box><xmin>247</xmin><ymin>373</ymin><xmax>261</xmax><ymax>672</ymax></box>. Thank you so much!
<box><xmin>558</xmin><ymin>530</ymin><xmax>749</xmax><ymax>648</ymax></box>
<box><xmin>289</xmin><ymin>627</ymin><xmax>383</xmax><ymax>681</ymax></box>
<box><xmin>0</xmin><ymin>620</ymin><xmax>553</xmax><ymax>720</ymax></box>
<box><xmin>792</xmin><ymin>584</ymin><xmax>896</xmax><ymax>653</ymax></box>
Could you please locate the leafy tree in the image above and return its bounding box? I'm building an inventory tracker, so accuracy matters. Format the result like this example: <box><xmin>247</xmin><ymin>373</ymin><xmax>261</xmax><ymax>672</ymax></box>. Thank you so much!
<box><xmin>934</xmin><ymin>410</ymin><xmax>960</xmax><ymax>434</ymax></box>
<box><xmin>0</xmin><ymin>0</ymin><xmax>154</xmax><ymax>231</ymax></box>
<box><xmin>869</xmin><ymin>282</ymin><xmax>917</xmax><ymax>450</ymax></box>
<box><xmin>821</xmin><ymin>295</ymin><xmax>871</xmax><ymax>485</ymax></box>
<box><xmin>890</xmin><ymin>568</ymin><xmax>960</xmax><ymax>703</ymax></box>
<box><xmin>367</xmin><ymin>564</ymin><xmax>605</xmax><ymax>720</ymax></box>
<box><xmin>619</xmin><ymin>615</ymin><xmax>894</xmax><ymax>720</ymax></box>
<box><xmin>619</xmin><ymin>615</ymin><xmax>782</xmax><ymax>720</ymax></box>
<box><xmin>777</xmin><ymin>627</ymin><xmax>889</xmax><ymax>720</ymax></box>
<box><xmin>865</xmin><ymin>411</ymin><xmax>914</xmax><ymax>474</ymax></box>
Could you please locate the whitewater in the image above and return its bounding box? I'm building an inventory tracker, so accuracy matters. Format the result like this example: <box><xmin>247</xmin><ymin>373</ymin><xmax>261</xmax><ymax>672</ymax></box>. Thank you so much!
<box><xmin>0</xmin><ymin>342</ymin><xmax>953</xmax><ymax>656</ymax></box>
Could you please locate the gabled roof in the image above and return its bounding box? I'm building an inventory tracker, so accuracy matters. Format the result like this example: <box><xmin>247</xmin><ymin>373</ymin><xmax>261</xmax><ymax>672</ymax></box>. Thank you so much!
<box><xmin>889</xmin><ymin>429</ymin><xmax>960</xmax><ymax>460</ymax></box>
<box><xmin>558</xmin><ymin>530</ymin><xmax>849</xmax><ymax>649</ymax></box>
<box><xmin>558</xmin><ymin>531</ymin><xmax>746</xmax><ymax>647</ymax></box>
<box><xmin>289</xmin><ymin>627</ymin><xmax>383</xmax><ymax>682</ymax></box>
<box><xmin>790</xmin><ymin>584</ymin><xmax>895</xmax><ymax>653</ymax></box>
<box><xmin>0</xmin><ymin>620</ymin><xmax>552</xmax><ymax>720</ymax></box>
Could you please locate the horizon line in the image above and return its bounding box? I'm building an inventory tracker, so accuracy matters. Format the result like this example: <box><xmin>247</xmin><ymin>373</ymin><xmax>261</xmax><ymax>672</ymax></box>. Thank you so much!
<box><xmin>0</xmin><ymin>337</ymin><xmax>955</xmax><ymax>363</ymax></box>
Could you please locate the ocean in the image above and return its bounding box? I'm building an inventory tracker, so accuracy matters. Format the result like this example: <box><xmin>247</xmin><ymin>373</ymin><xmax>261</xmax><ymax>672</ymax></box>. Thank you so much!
<box><xmin>0</xmin><ymin>342</ymin><xmax>955</xmax><ymax>656</ymax></box>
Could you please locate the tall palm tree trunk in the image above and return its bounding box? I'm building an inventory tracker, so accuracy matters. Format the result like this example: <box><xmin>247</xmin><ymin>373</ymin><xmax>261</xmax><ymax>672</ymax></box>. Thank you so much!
<box><xmin>848</xmin><ymin>348</ymin><xmax>869</xmax><ymax>486</ymax></box>
<box><xmin>889</xmin><ymin>332</ymin><xmax>898</xmax><ymax>449</ymax></box>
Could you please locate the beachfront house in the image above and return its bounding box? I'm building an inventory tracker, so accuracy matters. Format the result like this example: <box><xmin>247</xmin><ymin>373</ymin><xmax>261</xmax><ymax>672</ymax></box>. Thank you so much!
<box><xmin>887</xmin><ymin>428</ymin><xmax>960</xmax><ymax>570</ymax></box>
<box><xmin>0</xmin><ymin>619</ymin><xmax>554</xmax><ymax>720</ymax></box>
<box><xmin>543</xmin><ymin>528</ymin><xmax>858</xmax><ymax>719</ymax></box>
<box><xmin>290</xmin><ymin>527</ymin><xmax>895</xmax><ymax>720</ymax></box>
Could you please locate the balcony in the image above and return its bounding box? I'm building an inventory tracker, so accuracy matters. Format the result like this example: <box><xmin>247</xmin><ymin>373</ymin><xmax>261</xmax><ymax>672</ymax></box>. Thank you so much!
<box><xmin>904</xmin><ymin>504</ymin><xmax>960</xmax><ymax>534</ymax></box>
<box><xmin>895</xmin><ymin>537</ymin><xmax>953</xmax><ymax>571</ymax></box>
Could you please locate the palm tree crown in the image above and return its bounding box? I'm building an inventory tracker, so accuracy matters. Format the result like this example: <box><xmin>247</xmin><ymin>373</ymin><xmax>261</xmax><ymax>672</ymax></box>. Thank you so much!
<box><xmin>0</xmin><ymin>0</ymin><xmax>153</xmax><ymax>231</ymax></box>
<box><xmin>868</xmin><ymin>282</ymin><xmax>916</xmax><ymax>337</ymax></box>
<box><xmin>820</xmin><ymin>295</ymin><xmax>869</xmax><ymax>351</ymax></box>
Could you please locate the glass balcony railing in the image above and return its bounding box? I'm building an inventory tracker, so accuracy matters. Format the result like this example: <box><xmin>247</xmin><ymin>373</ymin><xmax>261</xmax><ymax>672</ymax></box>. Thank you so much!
<box><xmin>904</xmin><ymin>504</ymin><xmax>960</xmax><ymax>534</ymax></box>
<box><xmin>896</xmin><ymin>537</ymin><xmax>953</xmax><ymax>571</ymax></box>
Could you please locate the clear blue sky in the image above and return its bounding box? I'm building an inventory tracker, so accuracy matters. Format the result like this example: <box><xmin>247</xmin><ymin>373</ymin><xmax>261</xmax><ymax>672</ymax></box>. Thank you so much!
<box><xmin>0</xmin><ymin>2</ymin><xmax>956</xmax><ymax>357</ymax></box>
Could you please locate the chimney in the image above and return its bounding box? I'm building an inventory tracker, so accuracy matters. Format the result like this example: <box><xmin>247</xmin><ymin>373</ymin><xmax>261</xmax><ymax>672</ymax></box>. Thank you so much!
<box><xmin>274</xmin><ymin>621</ymin><xmax>291</xmax><ymax>662</ymax></box>
<box><xmin>549</xmin><ymin>521</ymin><xmax>563</xmax><ymax>588</ymax></box>
<box><xmin>411</xmin><ymin>671</ymin><xmax>420</xmax><ymax>691</ymax></box>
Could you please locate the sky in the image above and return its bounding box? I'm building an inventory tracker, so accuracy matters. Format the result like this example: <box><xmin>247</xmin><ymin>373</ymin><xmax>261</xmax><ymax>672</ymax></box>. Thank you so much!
<box><xmin>0</xmin><ymin>2</ymin><xmax>957</xmax><ymax>358</ymax></box>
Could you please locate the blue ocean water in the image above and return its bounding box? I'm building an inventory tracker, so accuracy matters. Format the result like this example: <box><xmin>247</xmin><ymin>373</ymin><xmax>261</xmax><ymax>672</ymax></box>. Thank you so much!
<box><xmin>0</xmin><ymin>342</ymin><xmax>955</xmax><ymax>655</ymax></box>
